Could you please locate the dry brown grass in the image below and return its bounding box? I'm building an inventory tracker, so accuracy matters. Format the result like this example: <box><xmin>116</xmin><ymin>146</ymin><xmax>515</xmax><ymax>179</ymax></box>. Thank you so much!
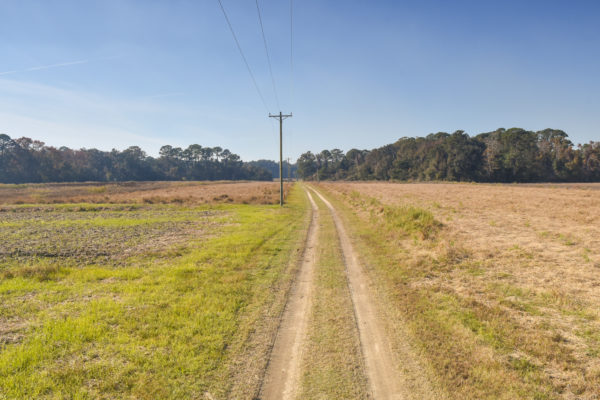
<box><xmin>319</xmin><ymin>182</ymin><xmax>600</xmax><ymax>399</ymax></box>
<box><xmin>0</xmin><ymin>181</ymin><xmax>291</xmax><ymax>205</ymax></box>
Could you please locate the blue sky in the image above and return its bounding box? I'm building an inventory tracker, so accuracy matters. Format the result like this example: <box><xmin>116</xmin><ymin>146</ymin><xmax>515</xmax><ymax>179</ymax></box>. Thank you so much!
<box><xmin>1</xmin><ymin>0</ymin><xmax>599</xmax><ymax>161</ymax></box>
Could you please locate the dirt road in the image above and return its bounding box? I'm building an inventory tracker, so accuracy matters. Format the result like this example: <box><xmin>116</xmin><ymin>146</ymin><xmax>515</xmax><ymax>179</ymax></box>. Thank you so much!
<box><xmin>309</xmin><ymin>188</ymin><xmax>406</xmax><ymax>399</ymax></box>
<box><xmin>310</xmin><ymin>187</ymin><xmax>436</xmax><ymax>400</ymax></box>
<box><xmin>260</xmin><ymin>187</ymin><xmax>434</xmax><ymax>399</ymax></box>
<box><xmin>259</xmin><ymin>191</ymin><xmax>319</xmax><ymax>399</ymax></box>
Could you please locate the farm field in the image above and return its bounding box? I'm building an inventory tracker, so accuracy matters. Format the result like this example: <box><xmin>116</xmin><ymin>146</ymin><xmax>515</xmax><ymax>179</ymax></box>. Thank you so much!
<box><xmin>2</xmin><ymin>180</ymin><xmax>599</xmax><ymax>399</ymax></box>
<box><xmin>0</xmin><ymin>182</ymin><xmax>306</xmax><ymax>399</ymax></box>
<box><xmin>316</xmin><ymin>182</ymin><xmax>600</xmax><ymax>399</ymax></box>
<box><xmin>0</xmin><ymin>181</ymin><xmax>290</xmax><ymax>206</ymax></box>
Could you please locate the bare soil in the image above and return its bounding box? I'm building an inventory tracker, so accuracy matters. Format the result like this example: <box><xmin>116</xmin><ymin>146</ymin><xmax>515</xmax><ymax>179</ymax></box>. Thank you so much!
<box><xmin>259</xmin><ymin>191</ymin><xmax>319</xmax><ymax>399</ymax></box>
<box><xmin>310</xmin><ymin>187</ymin><xmax>437</xmax><ymax>399</ymax></box>
<box><xmin>0</xmin><ymin>206</ymin><xmax>219</xmax><ymax>266</ymax></box>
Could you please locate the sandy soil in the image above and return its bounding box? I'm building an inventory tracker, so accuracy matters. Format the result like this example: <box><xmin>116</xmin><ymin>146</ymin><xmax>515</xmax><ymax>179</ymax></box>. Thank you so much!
<box><xmin>259</xmin><ymin>191</ymin><xmax>319</xmax><ymax>399</ymax></box>
<box><xmin>310</xmin><ymin>187</ymin><xmax>436</xmax><ymax>400</ymax></box>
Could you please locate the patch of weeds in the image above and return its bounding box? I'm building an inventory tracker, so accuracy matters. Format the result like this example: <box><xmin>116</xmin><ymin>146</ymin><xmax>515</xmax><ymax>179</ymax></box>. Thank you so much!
<box><xmin>495</xmin><ymin>272</ymin><xmax>512</xmax><ymax>280</ymax></box>
<box><xmin>465</xmin><ymin>261</ymin><xmax>485</xmax><ymax>276</ymax></box>
<box><xmin>456</xmin><ymin>307</ymin><xmax>506</xmax><ymax>350</ymax></box>
<box><xmin>551</xmin><ymin>331</ymin><xmax>568</xmax><ymax>344</ymax></box>
<box><xmin>87</xmin><ymin>186</ymin><xmax>107</xmax><ymax>194</ymax></box>
<box><xmin>509</xmin><ymin>355</ymin><xmax>539</xmax><ymax>377</ymax></box>
<box><xmin>582</xmin><ymin>248</ymin><xmax>591</xmax><ymax>262</ymax></box>
<box><xmin>380</xmin><ymin>204</ymin><xmax>442</xmax><ymax>240</ymax></box>
<box><xmin>443</xmin><ymin>243</ymin><xmax>471</xmax><ymax>263</ymax></box>
<box><xmin>509</xmin><ymin>245</ymin><xmax>534</xmax><ymax>260</ymax></box>
<box><xmin>500</xmin><ymin>297</ymin><xmax>542</xmax><ymax>316</ymax></box>
<box><xmin>349</xmin><ymin>190</ymin><xmax>361</xmax><ymax>201</ymax></box>
<box><xmin>344</xmin><ymin>192</ymin><xmax>442</xmax><ymax>240</ymax></box>
<box><xmin>1</xmin><ymin>262</ymin><xmax>63</xmax><ymax>282</ymax></box>
<box><xmin>558</xmin><ymin>233</ymin><xmax>576</xmax><ymax>246</ymax></box>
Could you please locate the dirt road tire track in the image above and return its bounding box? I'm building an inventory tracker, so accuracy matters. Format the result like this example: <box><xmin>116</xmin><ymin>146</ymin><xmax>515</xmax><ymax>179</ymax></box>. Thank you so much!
<box><xmin>310</xmin><ymin>186</ymin><xmax>435</xmax><ymax>400</ymax></box>
<box><xmin>259</xmin><ymin>190</ymin><xmax>319</xmax><ymax>400</ymax></box>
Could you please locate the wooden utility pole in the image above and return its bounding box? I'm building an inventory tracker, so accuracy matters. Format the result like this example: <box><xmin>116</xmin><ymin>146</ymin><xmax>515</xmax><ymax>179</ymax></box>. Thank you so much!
<box><xmin>269</xmin><ymin>112</ymin><xmax>292</xmax><ymax>206</ymax></box>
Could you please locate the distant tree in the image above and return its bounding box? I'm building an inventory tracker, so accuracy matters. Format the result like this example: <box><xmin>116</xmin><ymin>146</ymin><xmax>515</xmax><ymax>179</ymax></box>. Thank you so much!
<box><xmin>296</xmin><ymin>152</ymin><xmax>317</xmax><ymax>179</ymax></box>
<box><xmin>201</xmin><ymin>147</ymin><xmax>213</xmax><ymax>161</ymax></box>
<box><xmin>296</xmin><ymin>128</ymin><xmax>599</xmax><ymax>183</ymax></box>
<box><xmin>444</xmin><ymin>131</ymin><xmax>484</xmax><ymax>181</ymax></box>
<box><xmin>581</xmin><ymin>142</ymin><xmax>600</xmax><ymax>181</ymax></box>
<box><xmin>212</xmin><ymin>146</ymin><xmax>223</xmax><ymax>162</ymax></box>
<box><xmin>159</xmin><ymin>145</ymin><xmax>174</xmax><ymax>159</ymax></box>
<box><xmin>0</xmin><ymin>134</ymin><xmax>272</xmax><ymax>183</ymax></box>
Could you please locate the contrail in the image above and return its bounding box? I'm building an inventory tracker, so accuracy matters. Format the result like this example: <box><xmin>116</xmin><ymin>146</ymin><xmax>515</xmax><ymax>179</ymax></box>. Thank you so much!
<box><xmin>145</xmin><ymin>92</ymin><xmax>185</xmax><ymax>99</ymax></box>
<box><xmin>26</xmin><ymin>60</ymin><xmax>88</xmax><ymax>71</ymax></box>
<box><xmin>0</xmin><ymin>59</ymin><xmax>88</xmax><ymax>76</ymax></box>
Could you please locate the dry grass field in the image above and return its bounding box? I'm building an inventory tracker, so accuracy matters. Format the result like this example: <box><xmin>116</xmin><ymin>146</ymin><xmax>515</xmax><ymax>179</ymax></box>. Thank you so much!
<box><xmin>0</xmin><ymin>181</ymin><xmax>291</xmax><ymax>205</ymax></box>
<box><xmin>318</xmin><ymin>182</ymin><xmax>600</xmax><ymax>399</ymax></box>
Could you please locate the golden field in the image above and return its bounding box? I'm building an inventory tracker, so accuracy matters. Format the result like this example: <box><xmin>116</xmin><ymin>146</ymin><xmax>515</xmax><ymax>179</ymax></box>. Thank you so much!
<box><xmin>318</xmin><ymin>182</ymin><xmax>600</xmax><ymax>399</ymax></box>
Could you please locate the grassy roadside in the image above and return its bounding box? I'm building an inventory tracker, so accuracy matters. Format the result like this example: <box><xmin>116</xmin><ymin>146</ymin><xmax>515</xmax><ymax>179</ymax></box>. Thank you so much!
<box><xmin>315</xmin><ymin>185</ymin><xmax>557</xmax><ymax>400</ymax></box>
<box><xmin>226</xmin><ymin>185</ymin><xmax>312</xmax><ymax>399</ymax></box>
<box><xmin>299</xmin><ymin>189</ymin><xmax>369</xmax><ymax>399</ymax></box>
<box><xmin>0</xmin><ymin>185</ymin><xmax>308</xmax><ymax>399</ymax></box>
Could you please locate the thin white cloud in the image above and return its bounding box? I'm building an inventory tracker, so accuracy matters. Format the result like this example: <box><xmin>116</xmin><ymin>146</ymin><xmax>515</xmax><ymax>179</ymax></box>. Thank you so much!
<box><xmin>0</xmin><ymin>77</ymin><xmax>263</xmax><ymax>156</ymax></box>
<box><xmin>26</xmin><ymin>59</ymin><xmax>88</xmax><ymax>71</ymax></box>
<box><xmin>0</xmin><ymin>59</ymin><xmax>88</xmax><ymax>76</ymax></box>
<box><xmin>0</xmin><ymin>111</ymin><xmax>167</xmax><ymax>149</ymax></box>
<box><xmin>145</xmin><ymin>92</ymin><xmax>185</xmax><ymax>99</ymax></box>
<box><xmin>0</xmin><ymin>78</ymin><xmax>192</xmax><ymax>154</ymax></box>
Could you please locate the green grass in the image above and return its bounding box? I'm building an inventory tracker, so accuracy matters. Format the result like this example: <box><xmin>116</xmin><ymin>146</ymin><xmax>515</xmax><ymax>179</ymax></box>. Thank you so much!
<box><xmin>0</xmin><ymin>185</ymin><xmax>308</xmax><ymax>399</ymax></box>
<box><xmin>345</xmin><ymin>191</ymin><xmax>442</xmax><ymax>240</ymax></box>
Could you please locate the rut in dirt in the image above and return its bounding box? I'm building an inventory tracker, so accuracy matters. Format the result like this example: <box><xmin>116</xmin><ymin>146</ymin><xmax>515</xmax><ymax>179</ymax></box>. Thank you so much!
<box><xmin>258</xmin><ymin>191</ymin><xmax>319</xmax><ymax>400</ymax></box>
<box><xmin>310</xmin><ymin>187</ymin><xmax>436</xmax><ymax>400</ymax></box>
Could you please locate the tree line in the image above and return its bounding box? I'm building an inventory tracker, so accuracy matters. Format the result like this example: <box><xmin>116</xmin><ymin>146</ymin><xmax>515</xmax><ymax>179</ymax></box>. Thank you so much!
<box><xmin>0</xmin><ymin>134</ymin><xmax>272</xmax><ymax>183</ymax></box>
<box><xmin>296</xmin><ymin>128</ymin><xmax>600</xmax><ymax>182</ymax></box>
<box><xmin>246</xmin><ymin>159</ymin><xmax>297</xmax><ymax>179</ymax></box>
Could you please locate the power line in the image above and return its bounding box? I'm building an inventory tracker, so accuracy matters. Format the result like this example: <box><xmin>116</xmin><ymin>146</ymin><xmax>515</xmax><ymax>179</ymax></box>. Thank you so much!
<box><xmin>255</xmin><ymin>0</ymin><xmax>280</xmax><ymax>111</ymax></box>
<box><xmin>289</xmin><ymin>0</ymin><xmax>294</xmax><ymax>174</ymax></box>
<box><xmin>217</xmin><ymin>0</ymin><xmax>270</xmax><ymax>113</ymax></box>
<box><xmin>290</xmin><ymin>0</ymin><xmax>294</xmax><ymax>109</ymax></box>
